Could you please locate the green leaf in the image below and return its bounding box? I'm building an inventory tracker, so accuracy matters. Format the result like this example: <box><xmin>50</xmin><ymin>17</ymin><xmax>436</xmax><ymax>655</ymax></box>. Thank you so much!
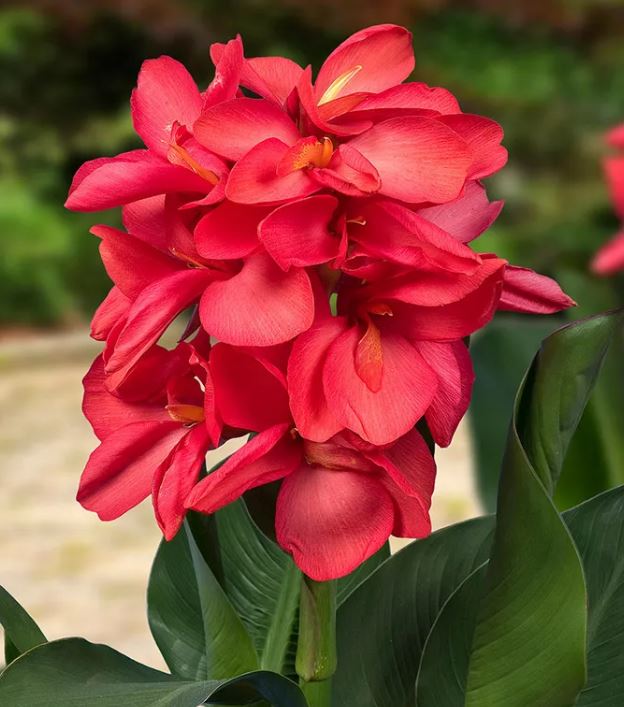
<box><xmin>564</xmin><ymin>486</ymin><xmax>624</xmax><ymax>705</ymax></box>
<box><xmin>468</xmin><ymin>314</ymin><xmax>561</xmax><ymax>511</ymax></box>
<box><xmin>0</xmin><ymin>638</ymin><xmax>308</xmax><ymax>706</ymax></box>
<box><xmin>332</xmin><ymin>517</ymin><xmax>493</xmax><ymax>707</ymax></box>
<box><xmin>204</xmin><ymin>500</ymin><xmax>301</xmax><ymax>674</ymax></box>
<box><xmin>336</xmin><ymin>542</ymin><xmax>390</xmax><ymax>607</ymax></box>
<box><xmin>148</xmin><ymin>521</ymin><xmax>258</xmax><ymax>681</ymax></box>
<box><xmin>0</xmin><ymin>585</ymin><xmax>46</xmax><ymax>665</ymax></box>
<box><xmin>464</xmin><ymin>313</ymin><xmax>618</xmax><ymax>706</ymax></box>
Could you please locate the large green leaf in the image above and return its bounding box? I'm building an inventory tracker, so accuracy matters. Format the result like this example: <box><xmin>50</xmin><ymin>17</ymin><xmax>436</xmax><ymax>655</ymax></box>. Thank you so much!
<box><xmin>336</xmin><ymin>543</ymin><xmax>390</xmax><ymax>607</ymax></box>
<box><xmin>468</xmin><ymin>314</ymin><xmax>559</xmax><ymax>511</ymax></box>
<box><xmin>464</xmin><ymin>313</ymin><xmax>617</xmax><ymax>706</ymax></box>
<box><xmin>148</xmin><ymin>521</ymin><xmax>258</xmax><ymax>680</ymax></box>
<box><xmin>332</xmin><ymin>516</ymin><xmax>494</xmax><ymax>707</ymax></box>
<box><xmin>0</xmin><ymin>585</ymin><xmax>46</xmax><ymax>665</ymax></box>
<box><xmin>413</xmin><ymin>313</ymin><xmax>618</xmax><ymax>706</ymax></box>
<box><xmin>0</xmin><ymin>638</ymin><xmax>307</xmax><ymax>706</ymax></box>
<box><xmin>565</xmin><ymin>487</ymin><xmax>624</xmax><ymax>705</ymax></box>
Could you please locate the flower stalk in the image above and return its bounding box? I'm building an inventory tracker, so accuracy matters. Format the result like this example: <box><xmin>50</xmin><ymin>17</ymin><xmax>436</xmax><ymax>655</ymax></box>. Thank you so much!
<box><xmin>296</xmin><ymin>575</ymin><xmax>337</xmax><ymax>697</ymax></box>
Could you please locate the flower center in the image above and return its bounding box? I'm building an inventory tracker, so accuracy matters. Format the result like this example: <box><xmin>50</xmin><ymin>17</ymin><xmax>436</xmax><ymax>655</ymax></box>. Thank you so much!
<box><xmin>277</xmin><ymin>136</ymin><xmax>334</xmax><ymax>176</ymax></box>
<box><xmin>167</xmin><ymin>142</ymin><xmax>219</xmax><ymax>185</ymax></box>
<box><xmin>318</xmin><ymin>65</ymin><xmax>363</xmax><ymax>105</ymax></box>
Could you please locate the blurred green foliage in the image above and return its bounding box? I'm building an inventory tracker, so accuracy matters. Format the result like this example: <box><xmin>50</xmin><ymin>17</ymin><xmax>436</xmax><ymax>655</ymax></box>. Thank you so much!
<box><xmin>1</xmin><ymin>1</ymin><xmax>624</xmax><ymax>326</ymax></box>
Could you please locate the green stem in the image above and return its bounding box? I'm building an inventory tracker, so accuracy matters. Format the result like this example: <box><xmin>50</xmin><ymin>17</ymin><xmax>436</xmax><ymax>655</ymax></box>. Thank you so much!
<box><xmin>301</xmin><ymin>677</ymin><xmax>332</xmax><ymax>707</ymax></box>
<box><xmin>296</xmin><ymin>576</ymin><xmax>337</xmax><ymax>689</ymax></box>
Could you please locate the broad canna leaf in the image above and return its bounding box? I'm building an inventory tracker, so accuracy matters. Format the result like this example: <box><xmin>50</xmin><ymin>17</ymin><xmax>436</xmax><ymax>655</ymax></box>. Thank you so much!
<box><xmin>332</xmin><ymin>516</ymin><xmax>494</xmax><ymax>707</ymax></box>
<box><xmin>0</xmin><ymin>585</ymin><xmax>46</xmax><ymax>666</ymax></box>
<box><xmin>0</xmin><ymin>638</ymin><xmax>308</xmax><ymax>706</ymax></box>
<box><xmin>565</xmin><ymin>486</ymin><xmax>624</xmax><ymax>705</ymax></box>
<box><xmin>148</xmin><ymin>520</ymin><xmax>259</xmax><ymax>680</ymax></box>
<box><xmin>415</xmin><ymin>312</ymin><xmax>618</xmax><ymax>706</ymax></box>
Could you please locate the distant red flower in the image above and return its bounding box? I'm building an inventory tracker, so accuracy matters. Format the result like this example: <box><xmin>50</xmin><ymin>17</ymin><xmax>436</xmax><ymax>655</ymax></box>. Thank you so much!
<box><xmin>592</xmin><ymin>123</ymin><xmax>624</xmax><ymax>275</ymax></box>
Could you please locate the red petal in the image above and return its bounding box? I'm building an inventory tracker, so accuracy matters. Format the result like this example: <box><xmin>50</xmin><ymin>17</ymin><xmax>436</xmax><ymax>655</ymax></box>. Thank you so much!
<box><xmin>287</xmin><ymin>318</ymin><xmax>347</xmax><ymax>443</ymax></box>
<box><xmin>122</xmin><ymin>195</ymin><xmax>168</xmax><ymax>251</ymax></box>
<box><xmin>259</xmin><ymin>195</ymin><xmax>340</xmax><ymax>270</ymax></box>
<box><xmin>592</xmin><ymin>231</ymin><xmax>624</xmax><ymax>275</ymax></box>
<box><xmin>186</xmin><ymin>424</ymin><xmax>299</xmax><ymax>513</ymax></box>
<box><xmin>82</xmin><ymin>355</ymin><xmax>168</xmax><ymax>441</ymax></box>
<box><xmin>65</xmin><ymin>151</ymin><xmax>215</xmax><ymax>211</ymax></box>
<box><xmin>194</xmin><ymin>97</ymin><xmax>299</xmax><ymax>160</ymax></box>
<box><xmin>211</xmin><ymin>343</ymin><xmax>291</xmax><ymax>431</ymax></box>
<box><xmin>606</xmin><ymin>123</ymin><xmax>624</xmax><ymax>148</ymax></box>
<box><xmin>416</xmin><ymin>340</ymin><xmax>474</xmax><ymax>447</ymax></box>
<box><xmin>106</xmin><ymin>268</ymin><xmax>214</xmax><ymax>389</ymax></box>
<box><xmin>315</xmin><ymin>24</ymin><xmax>414</xmax><ymax>102</ymax></box>
<box><xmin>203</xmin><ymin>37</ymin><xmax>244</xmax><ymax>108</ymax></box>
<box><xmin>418</xmin><ymin>181</ymin><xmax>504</xmax><ymax>243</ymax></box>
<box><xmin>349</xmin><ymin>117</ymin><xmax>471</xmax><ymax>204</ymax></box>
<box><xmin>225</xmin><ymin>138</ymin><xmax>319</xmax><ymax>205</ymax></box>
<box><xmin>354</xmin><ymin>82</ymin><xmax>461</xmax><ymax>114</ymax></box>
<box><xmin>91</xmin><ymin>286</ymin><xmax>130</xmax><ymax>341</ymax></box>
<box><xmin>195</xmin><ymin>201</ymin><xmax>267</xmax><ymax>260</ymax></box>
<box><xmin>152</xmin><ymin>423</ymin><xmax>212</xmax><ymax>540</ymax></box>
<box><xmin>275</xmin><ymin>465</ymin><xmax>394</xmax><ymax>581</ymax></box>
<box><xmin>78</xmin><ymin>420</ymin><xmax>185</xmax><ymax>520</ymax></box>
<box><xmin>605</xmin><ymin>155</ymin><xmax>624</xmax><ymax>220</ymax></box>
<box><xmin>131</xmin><ymin>56</ymin><xmax>202</xmax><ymax>156</ymax></box>
<box><xmin>323</xmin><ymin>326</ymin><xmax>438</xmax><ymax>445</ymax></box>
<box><xmin>199</xmin><ymin>251</ymin><xmax>314</xmax><ymax>346</ymax></box>
<box><xmin>311</xmin><ymin>144</ymin><xmax>380</xmax><ymax>196</ymax></box>
<box><xmin>498</xmin><ymin>265</ymin><xmax>575</xmax><ymax>314</ymax></box>
<box><xmin>439</xmin><ymin>114</ymin><xmax>507</xmax><ymax>180</ymax></box>
<box><xmin>93</xmin><ymin>225</ymin><xmax>182</xmax><ymax>299</ymax></box>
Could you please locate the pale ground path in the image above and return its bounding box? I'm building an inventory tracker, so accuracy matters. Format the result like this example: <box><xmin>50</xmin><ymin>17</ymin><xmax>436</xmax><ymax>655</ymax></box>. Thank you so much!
<box><xmin>0</xmin><ymin>332</ymin><xmax>480</xmax><ymax>670</ymax></box>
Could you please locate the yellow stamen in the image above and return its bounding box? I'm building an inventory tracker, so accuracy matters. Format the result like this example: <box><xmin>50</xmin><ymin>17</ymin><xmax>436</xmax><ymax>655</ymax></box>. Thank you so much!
<box><xmin>166</xmin><ymin>403</ymin><xmax>205</xmax><ymax>425</ymax></box>
<box><xmin>318</xmin><ymin>65</ymin><xmax>363</xmax><ymax>105</ymax></box>
<box><xmin>168</xmin><ymin>143</ymin><xmax>219</xmax><ymax>185</ymax></box>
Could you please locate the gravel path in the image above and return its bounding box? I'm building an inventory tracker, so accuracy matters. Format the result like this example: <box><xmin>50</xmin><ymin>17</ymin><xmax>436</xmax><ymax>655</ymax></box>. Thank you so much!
<box><xmin>0</xmin><ymin>332</ymin><xmax>480</xmax><ymax>669</ymax></box>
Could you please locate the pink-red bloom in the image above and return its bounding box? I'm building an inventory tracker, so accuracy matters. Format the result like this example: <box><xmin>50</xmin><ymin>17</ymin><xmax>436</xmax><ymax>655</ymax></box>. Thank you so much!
<box><xmin>68</xmin><ymin>24</ymin><xmax>574</xmax><ymax>580</ymax></box>
<box><xmin>592</xmin><ymin>123</ymin><xmax>624</xmax><ymax>275</ymax></box>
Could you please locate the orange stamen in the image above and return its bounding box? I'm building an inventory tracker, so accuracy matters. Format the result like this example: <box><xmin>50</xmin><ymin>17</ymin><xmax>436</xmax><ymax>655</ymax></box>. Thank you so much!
<box><xmin>166</xmin><ymin>403</ymin><xmax>205</xmax><ymax>425</ymax></box>
<box><xmin>277</xmin><ymin>136</ymin><xmax>334</xmax><ymax>176</ymax></box>
<box><xmin>167</xmin><ymin>143</ymin><xmax>219</xmax><ymax>185</ymax></box>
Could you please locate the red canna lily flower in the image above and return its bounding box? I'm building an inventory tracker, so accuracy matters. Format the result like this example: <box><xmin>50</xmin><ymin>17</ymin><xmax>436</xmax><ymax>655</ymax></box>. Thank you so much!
<box><xmin>186</xmin><ymin>344</ymin><xmax>435</xmax><ymax>581</ymax></box>
<box><xmin>80</xmin><ymin>340</ymin><xmax>220</xmax><ymax>539</ymax></box>
<box><xmin>592</xmin><ymin>122</ymin><xmax>624</xmax><ymax>274</ymax></box>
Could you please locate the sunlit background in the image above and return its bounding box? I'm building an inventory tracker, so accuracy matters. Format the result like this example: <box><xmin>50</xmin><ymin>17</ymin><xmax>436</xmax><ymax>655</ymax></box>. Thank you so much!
<box><xmin>2</xmin><ymin>0</ymin><xmax>624</xmax><ymax>668</ymax></box>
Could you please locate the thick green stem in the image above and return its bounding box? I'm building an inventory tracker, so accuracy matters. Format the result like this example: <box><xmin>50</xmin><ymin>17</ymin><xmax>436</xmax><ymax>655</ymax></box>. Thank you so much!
<box><xmin>301</xmin><ymin>677</ymin><xmax>333</xmax><ymax>707</ymax></box>
<box><xmin>296</xmin><ymin>575</ymin><xmax>337</xmax><ymax>686</ymax></box>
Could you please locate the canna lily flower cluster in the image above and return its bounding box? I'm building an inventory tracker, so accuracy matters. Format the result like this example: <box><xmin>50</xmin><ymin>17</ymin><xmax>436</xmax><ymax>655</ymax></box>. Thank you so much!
<box><xmin>67</xmin><ymin>24</ymin><xmax>574</xmax><ymax>581</ymax></box>
<box><xmin>592</xmin><ymin>123</ymin><xmax>624</xmax><ymax>275</ymax></box>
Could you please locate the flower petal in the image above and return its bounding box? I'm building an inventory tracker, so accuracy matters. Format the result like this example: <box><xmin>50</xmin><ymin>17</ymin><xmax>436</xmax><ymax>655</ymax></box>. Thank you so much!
<box><xmin>354</xmin><ymin>82</ymin><xmax>461</xmax><ymax>114</ymax></box>
<box><xmin>498</xmin><ymin>265</ymin><xmax>575</xmax><ymax>314</ymax></box>
<box><xmin>259</xmin><ymin>195</ymin><xmax>340</xmax><ymax>270</ymax></box>
<box><xmin>315</xmin><ymin>24</ymin><xmax>415</xmax><ymax>101</ymax></box>
<box><xmin>78</xmin><ymin>420</ymin><xmax>185</xmax><ymax>520</ymax></box>
<box><xmin>131</xmin><ymin>56</ymin><xmax>203</xmax><ymax>156</ymax></box>
<box><xmin>186</xmin><ymin>424</ymin><xmax>299</xmax><ymax>513</ymax></box>
<box><xmin>275</xmin><ymin>464</ymin><xmax>394</xmax><ymax>581</ymax></box>
<box><xmin>417</xmin><ymin>181</ymin><xmax>504</xmax><ymax>243</ymax></box>
<box><xmin>592</xmin><ymin>231</ymin><xmax>624</xmax><ymax>275</ymax></box>
<box><xmin>288</xmin><ymin>318</ymin><xmax>347</xmax><ymax>443</ymax></box>
<box><xmin>605</xmin><ymin>155</ymin><xmax>624</xmax><ymax>220</ymax></box>
<box><xmin>152</xmin><ymin>423</ymin><xmax>212</xmax><ymax>540</ymax></box>
<box><xmin>439</xmin><ymin>114</ymin><xmax>507</xmax><ymax>179</ymax></box>
<box><xmin>323</xmin><ymin>326</ymin><xmax>438</xmax><ymax>445</ymax></box>
<box><xmin>348</xmin><ymin>117</ymin><xmax>471</xmax><ymax>204</ymax></box>
<box><xmin>195</xmin><ymin>201</ymin><xmax>267</xmax><ymax>260</ymax></box>
<box><xmin>199</xmin><ymin>251</ymin><xmax>314</xmax><ymax>346</ymax></box>
<box><xmin>225</xmin><ymin>138</ymin><xmax>319</xmax><ymax>205</ymax></box>
<box><xmin>203</xmin><ymin>36</ymin><xmax>244</xmax><ymax>108</ymax></box>
<box><xmin>211</xmin><ymin>343</ymin><xmax>291</xmax><ymax>431</ymax></box>
<box><xmin>90</xmin><ymin>286</ymin><xmax>130</xmax><ymax>341</ymax></box>
<box><xmin>194</xmin><ymin>97</ymin><xmax>300</xmax><ymax>160</ymax></box>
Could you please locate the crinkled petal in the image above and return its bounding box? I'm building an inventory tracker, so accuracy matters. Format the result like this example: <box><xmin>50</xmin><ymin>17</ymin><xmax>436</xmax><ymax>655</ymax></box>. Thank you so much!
<box><xmin>275</xmin><ymin>464</ymin><xmax>394</xmax><ymax>581</ymax></box>
<box><xmin>498</xmin><ymin>265</ymin><xmax>575</xmax><ymax>314</ymax></box>
<box><xmin>259</xmin><ymin>195</ymin><xmax>340</xmax><ymax>270</ymax></box>
<box><xmin>78</xmin><ymin>420</ymin><xmax>185</xmax><ymax>520</ymax></box>
<box><xmin>131</xmin><ymin>56</ymin><xmax>203</xmax><ymax>156</ymax></box>
<box><xmin>195</xmin><ymin>201</ymin><xmax>267</xmax><ymax>260</ymax></box>
<box><xmin>194</xmin><ymin>97</ymin><xmax>299</xmax><ymax>160</ymax></box>
<box><xmin>211</xmin><ymin>343</ymin><xmax>291</xmax><ymax>431</ymax></box>
<box><xmin>349</xmin><ymin>117</ymin><xmax>471</xmax><ymax>204</ymax></box>
<box><xmin>203</xmin><ymin>36</ymin><xmax>244</xmax><ymax>108</ymax></box>
<box><xmin>199</xmin><ymin>251</ymin><xmax>314</xmax><ymax>346</ymax></box>
<box><xmin>186</xmin><ymin>424</ymin><xmax>299</xmax><ymax>513</ymax></box>
<box><xmin>323</xmin><ymin>326</ymin><xmax>438</xmax><ymax>445</ymax></box>
<box><xmin>287</xmin><ymin>318</ymin><xmax>348</xmax><ymax>443</ymax></box>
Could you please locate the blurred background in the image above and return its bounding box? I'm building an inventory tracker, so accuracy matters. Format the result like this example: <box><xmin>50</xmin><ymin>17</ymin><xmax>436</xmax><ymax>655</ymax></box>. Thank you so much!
<box><xmin>2</xmin><ymin>0</ymin><xmax>624</xmax><ymax>668</ymax></box>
